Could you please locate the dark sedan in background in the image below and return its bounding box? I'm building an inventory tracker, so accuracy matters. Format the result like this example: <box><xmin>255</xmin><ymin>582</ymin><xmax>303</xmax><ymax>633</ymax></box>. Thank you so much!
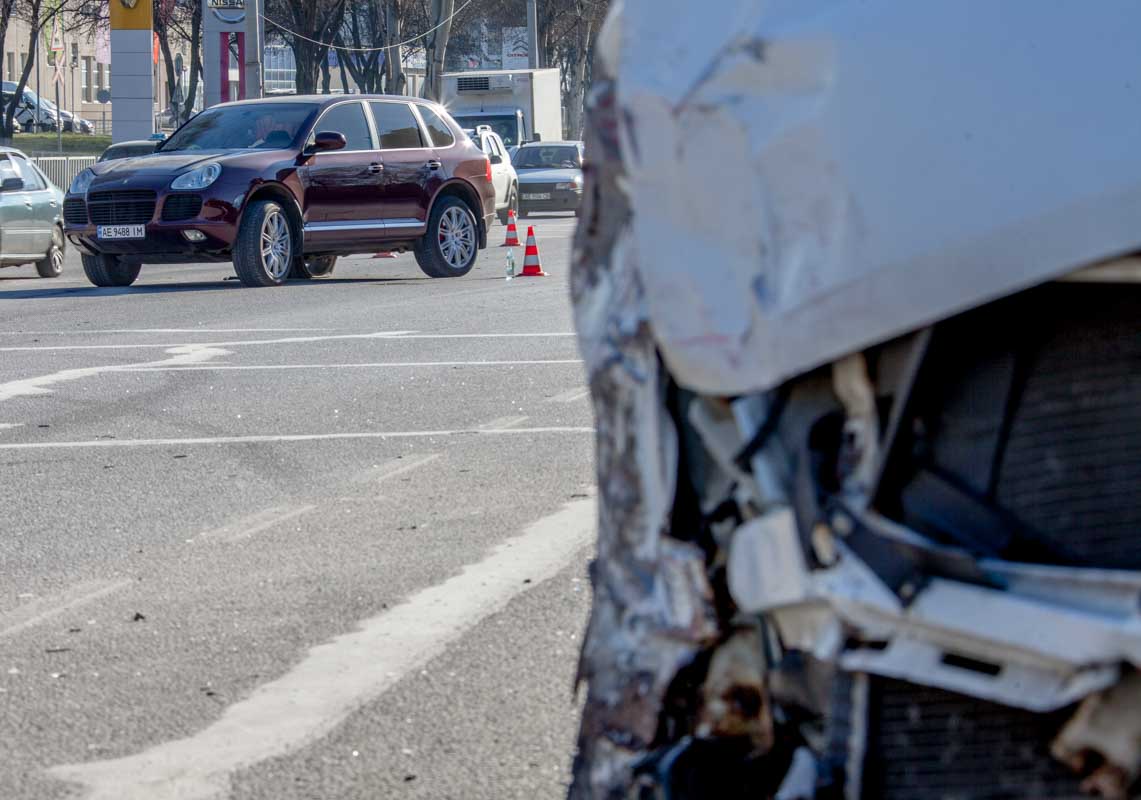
<box><xmin>512</xmin><ymin>141</ymin><xmax>584</xmax><ymax>217</ymax></box>
<box><xmin>64</xmin><ymin>96</ymin><xmax>496</xmax><ymax>287</ymax></box>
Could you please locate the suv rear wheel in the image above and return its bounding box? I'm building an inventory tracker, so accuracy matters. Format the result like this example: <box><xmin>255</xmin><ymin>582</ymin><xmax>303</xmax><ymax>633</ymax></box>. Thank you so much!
<box><xmin>415</xmin><ymin>196</ymin><xmax>479</xmax><ymax>278</ymax></box>
<box><xmin>233</xmin><ymin>200</ymin><xmax>294</xmax><ymax>287</ymax></box>
<box><xmin>81</xmin><ymin>253</ymin><xmax>141</xmax><ymax>287</ymax></box>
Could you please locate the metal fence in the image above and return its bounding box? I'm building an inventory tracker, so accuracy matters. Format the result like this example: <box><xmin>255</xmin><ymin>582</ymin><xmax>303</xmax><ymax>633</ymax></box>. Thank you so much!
<box><xmin>30</xmin><ymin>156</ymin><xmax>97</xmax><ymax>190</ymax></box>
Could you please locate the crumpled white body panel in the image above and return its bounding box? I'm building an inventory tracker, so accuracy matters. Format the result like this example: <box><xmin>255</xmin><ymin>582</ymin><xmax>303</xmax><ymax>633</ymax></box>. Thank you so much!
<box><xmin>618</xmin><ymin>0</ymin><xmax>1141</xmax><ymax>394</ymax></box>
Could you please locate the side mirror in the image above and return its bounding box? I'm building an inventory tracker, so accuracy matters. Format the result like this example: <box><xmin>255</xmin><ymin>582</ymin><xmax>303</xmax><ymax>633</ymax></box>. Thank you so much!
<box><xmin>308</xmin><ymin>131</ymin><xmax>347</xmax><ymax>154</ymax></box>
<box><xmin>531</xmin><ymin>133</ymin><xmax>542</xmax><ymax>143</ymax></box>
<box><xmin>489</xmin><ymin>154</ymin><xmax>503</xmax><ymax>165</ymax></box>
<box><xmin>1</xmin><ymin>176</ymin><xmax>25</xmax><ymax>191</ymax></box>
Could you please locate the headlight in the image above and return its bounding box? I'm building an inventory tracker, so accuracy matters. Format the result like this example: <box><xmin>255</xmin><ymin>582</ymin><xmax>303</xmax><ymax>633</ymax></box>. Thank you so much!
<box><xmin>171</xmin><ymin>163</ymin><xmax>222</xmax><ymax>191</ymax></box>
<box><xmin>70</xmin><ymin>168</ymin><xmax>95</xmax><ymax>195</ymax></box>
<box><xmin>556</xmin><ymin>177</ymin><xmax>584</xmax><ymax>191</ymax></box>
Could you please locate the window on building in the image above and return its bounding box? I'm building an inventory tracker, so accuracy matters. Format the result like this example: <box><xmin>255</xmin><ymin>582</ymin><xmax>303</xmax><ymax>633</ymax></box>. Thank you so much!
<box><xmin>5</xmin><ymin>53</ymin><xmax>13</xmax><ymax>82</ymax></box>
<box><xmin>369</xmin><ymin>102</ymin><xmax>424</xmax><ymax>150</ymax></box>
<box><xmin>82</xmin><ymin>58</ymin><xmax>91</xmax><ymax>102</ymax></box>
<box><xmin>96</xmin><ymin>63</ymin><xmax>104</xmax><ymax>91</ymax></box>
<box><xmin>70</xmin><ymin>43</ymin><xmax>78</xmax><ymax>68</ymax></box>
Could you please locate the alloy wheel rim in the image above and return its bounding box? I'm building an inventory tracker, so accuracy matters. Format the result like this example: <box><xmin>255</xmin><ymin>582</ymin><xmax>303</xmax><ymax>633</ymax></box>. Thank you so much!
<box><xmin>438</xmin><ymin>206</ymin><xmax>475</xmax><ymax>270</ymax></box>
<box><xmin>51</xmin><ymin>248</ymin><xmax>63</xmax><ymax>273</ymax></box>
<box><xmin>260</xmin><ymin>211</ymin><xmax>292</xmax><ymax>280</ymax></box>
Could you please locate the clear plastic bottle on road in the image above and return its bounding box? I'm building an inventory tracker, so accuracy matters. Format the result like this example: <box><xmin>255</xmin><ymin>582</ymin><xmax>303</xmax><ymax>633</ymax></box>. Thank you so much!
<box><xmin>505</xmin><ymin>250</ymin><xmax>516</xmax><ymax>281</ymax></box>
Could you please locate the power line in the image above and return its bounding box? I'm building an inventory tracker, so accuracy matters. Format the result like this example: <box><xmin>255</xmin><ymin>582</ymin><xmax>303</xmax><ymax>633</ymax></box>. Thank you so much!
<box><xmin>260</xmin><ymin>0</ymin><xmax>478</xmax><ymax>54</ymax></box>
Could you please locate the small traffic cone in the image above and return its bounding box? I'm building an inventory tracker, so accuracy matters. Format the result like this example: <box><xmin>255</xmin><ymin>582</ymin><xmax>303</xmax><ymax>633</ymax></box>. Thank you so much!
<box><xmin>519</xmin><ymin>226</ymin><xmax>547</xmax><ymax>277</ymax></box>
<box><xmin>501</xmin><ymin>209</ymin><xmax>521</xmax><ymax>247</ymax></box>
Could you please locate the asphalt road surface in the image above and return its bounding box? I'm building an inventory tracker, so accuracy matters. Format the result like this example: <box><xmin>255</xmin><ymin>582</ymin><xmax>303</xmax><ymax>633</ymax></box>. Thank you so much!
<box><xmin>0</xmin><ymin>214</ymin><xmax>594</xmax><ymax>800</ymax></box>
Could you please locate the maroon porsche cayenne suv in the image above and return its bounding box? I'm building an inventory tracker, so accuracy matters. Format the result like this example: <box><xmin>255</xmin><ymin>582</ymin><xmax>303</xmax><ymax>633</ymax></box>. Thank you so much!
<box><xmin>63</xmin><ymin>96</ymin><xmax>496</xmax><ymax>287</ymax></box>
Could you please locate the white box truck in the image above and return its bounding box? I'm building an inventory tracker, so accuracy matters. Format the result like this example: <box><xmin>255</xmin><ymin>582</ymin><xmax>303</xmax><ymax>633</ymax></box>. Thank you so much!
<box><xmin>441</xmin><ymin>68</ymin><xmax>563</xmax><ymax>151</ymax></box>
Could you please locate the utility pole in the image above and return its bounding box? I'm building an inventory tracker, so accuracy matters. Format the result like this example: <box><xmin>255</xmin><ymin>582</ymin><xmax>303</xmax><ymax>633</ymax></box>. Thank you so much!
<box><xmin>243</xmin><ymin>0</ymin><xmax>263</xmax><ymax>99</ymax></box>
<box><xmin>527</xmin><ymin>0</ymin><xmax>539</xmax><ymax>69</ymax></box>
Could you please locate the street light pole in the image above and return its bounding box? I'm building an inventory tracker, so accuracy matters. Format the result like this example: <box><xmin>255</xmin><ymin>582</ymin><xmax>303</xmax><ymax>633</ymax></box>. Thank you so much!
<box><xmin>527</xmin><ymin>0</ymin><xmax>539</xmax><ymax>69</ymax></box>
<box><xmin>244</xmin><ymin>0</ymin><xmax>263</xmax><ymax>99</ymax></box>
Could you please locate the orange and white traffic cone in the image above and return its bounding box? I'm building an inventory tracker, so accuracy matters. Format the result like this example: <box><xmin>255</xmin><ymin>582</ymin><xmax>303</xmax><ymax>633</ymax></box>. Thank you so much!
<box><xmin>501</xmin><ymin>209</ymin><xmax>521</xmax><ymax>247</ymax></box>
<box><xmin>520</xmin><ymin>226</ymin><xmax>548</xmax><ymax>277</ymax></box>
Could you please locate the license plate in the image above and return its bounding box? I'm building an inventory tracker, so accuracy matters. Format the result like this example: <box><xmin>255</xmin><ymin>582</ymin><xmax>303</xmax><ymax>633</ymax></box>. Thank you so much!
<box><xmin>522</xmin><ymin>193</ymin><xmax>551</xmax><ymax>201</ymax></box>
<box><xmin>97</xmin><ymin>225</ymin><xmax>145</xmax><ymax>240</ymax></box>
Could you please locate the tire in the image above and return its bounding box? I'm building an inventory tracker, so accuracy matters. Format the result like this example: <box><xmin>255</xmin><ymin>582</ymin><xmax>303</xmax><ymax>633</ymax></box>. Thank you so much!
<box><xmin>81</xmin><ymin>253</ymin><xmax>141</xmax><ymax>287</ymax></box>
<box><xmin>290</xmin><ymin>255</ymin><xmax>336</xmax><ymax>280</ymax></box>
<box><xmin>413</xmin><ymin>196</ymin><xmax>479</xmax><ymax>279</ymax></box>
<box><xmin>233</xmin><ymin>199</ymin><xmax>295</xmax><ymax>287</ymax></box>
<box><xmin>35</xmin><ymin>226</ymin><xmax>65</xmax><ymax>278</ymax></box>
<box><xmin>497</xmin><ymin>185</ymin><xmax>518</xmax><ymax>226</ymax></box>
<box><xmin>518</xmin><ymin>206</ymin><xmax>529</xmax><ymax>218</ymax></box>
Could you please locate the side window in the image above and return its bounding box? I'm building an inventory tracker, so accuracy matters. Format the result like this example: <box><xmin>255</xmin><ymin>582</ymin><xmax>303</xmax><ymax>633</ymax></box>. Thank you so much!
<box><xmin>0</xmin><ymin>156</ymin><xmax>20</xmax><ymax>189</ymax></box>
<box><xmin>11</xmin><ymin>156</ymin><xmax>45</xmax><ymax>190</ymax></box>
<box><xmin>491</xmin><ymin>136</ymin><xmax>505</xmax><ymax>158</ymax></box>
<box><xmin>480</xmin><ymin>135</ymin><xmax>494</xmax><ymax>157</ymax></box>
<box><xmin>314</xmin><ymin>102</ymin><xmax>373</xmax><ymax>151</ymax></box>
<box><xmin>369</xmin><ymin>102</ymin><xmax>424</xmax><ymax>149</ymax></box>
<box><xmin>417</xmin><ymin>106</ymin><xmax>455</xmax><ymax>148</ymax></box>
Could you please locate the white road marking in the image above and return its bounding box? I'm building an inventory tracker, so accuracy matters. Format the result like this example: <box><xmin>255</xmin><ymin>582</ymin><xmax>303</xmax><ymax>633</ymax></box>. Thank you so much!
<box><xmin>350</xmin><ymin>453</ymin><xmax>442</xmax><ymax>485</ymax></box>
<box><xmin>47</xmin><ymin>498</ymin><xmax>597</xmax><ymax>800</ymax></box>
<box><xmin>0</xmin><ymin>426</ymin><xmax>595</xmax><ymax>451</ymax></box>
<box><xmin>0</xmin><ymin>580</ymin><xmax>132</xmax><ymax>639</ymax></box>
<box><xmin>127</xmin><ymin>359</ymin><xmax>583</xmax><ymax>372</ymax></box>
<box><xmin>548</xmin><ymin>386</ymin><xmax>591</xmax><ymax>403</ymax></box>
<box><xmin>0</xmin><ymin>344</ymin><xmax>230</xmax><ymax>403</ymax></box>
<box><xmin>0</xmin><ymin>328</ymin><xmax>339</xmax><ymax>336</ymax></box>
<box><xmin>198</xmin><ymin>506</ymin><xmax>318</xmax><ymax>543</ymax></box>
<box><xmin>478</xmin><ymin>415</ymin><xmax>531</xmax><ymax>431</ymax></box>
<box><xmin>0</xmin><ymin>422</ymin><xmax>22</xmax><ymax>431</ymax></box>
<box><xmin>0</xmin><ymin>331</ymin><xmax>572</xmax><ymax>353</ymax></box>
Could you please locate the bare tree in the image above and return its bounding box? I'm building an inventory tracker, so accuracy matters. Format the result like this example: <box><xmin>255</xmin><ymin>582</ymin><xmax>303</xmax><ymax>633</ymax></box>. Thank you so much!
<box><xmin>421</xmin><ymin>0</ymin><xmax>454</xmax><ymax>101</ymax></box>
<box><xmin>2</xmin><ymin>0</ymin><xmax>65</xmax><ymax>139</ymax></box>
<box><xmin>266</xmin><ymin>0</ymin><xmax>346</xmax><ymax>94</ymax></box>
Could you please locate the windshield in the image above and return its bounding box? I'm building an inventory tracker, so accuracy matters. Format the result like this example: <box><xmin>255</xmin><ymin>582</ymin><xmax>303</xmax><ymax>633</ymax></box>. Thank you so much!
<box><xmin>160</xmin><ymin>103</ymin><xmax>317</xmax><ymax>152</ymax></box>
<box><xmin>453</xmin><ymin>114</ymin><xmax>519</xmax><ymax>147</ymax></box>
<box><xmin>512</xmin><ymin>145</ymin><xmax>581</xmax><ymax>170</ymax></box>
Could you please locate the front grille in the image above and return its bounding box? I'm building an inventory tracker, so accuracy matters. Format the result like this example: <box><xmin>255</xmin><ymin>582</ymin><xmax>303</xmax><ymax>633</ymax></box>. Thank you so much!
<box><xmin>87</xmin><ymin>190</ymin><xmax>156</xmax><ymax>225</ymax></box>
<box><xmin>863</xmin><ymin>678</ymin><xmax>1086</xmax><ymax>799</ymax></box>
<box><xmin>161</xmin><ymin>194</ymin><xmax>203</xmax><ymax>222</ymax></box>
<box><xmin>63</xmin><ymin>198</ymin><xmax>87</xmax><ymax>225</ymax></box>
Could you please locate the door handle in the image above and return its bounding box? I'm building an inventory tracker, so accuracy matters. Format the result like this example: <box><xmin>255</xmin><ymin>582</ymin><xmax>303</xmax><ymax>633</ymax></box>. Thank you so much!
<box><xmin>368</xmin><ymin>162</ymin><xmax>384</xmax><ymax>174</ymax></box>
<box><xmin>427</xmin><ymin>160</ymin><xmax>442</xmax><ymax>170</ymax></box>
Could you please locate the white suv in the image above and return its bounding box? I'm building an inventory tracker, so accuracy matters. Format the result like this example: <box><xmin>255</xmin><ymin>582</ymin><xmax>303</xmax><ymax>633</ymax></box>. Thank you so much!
<box><xmin>467</xmin><ymin>126</ymin><xmax>518</xmax><ymax>224</ymax></box>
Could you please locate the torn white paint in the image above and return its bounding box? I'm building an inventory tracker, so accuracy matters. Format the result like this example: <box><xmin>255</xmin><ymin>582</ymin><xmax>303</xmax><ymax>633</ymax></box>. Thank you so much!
<box><xmin>349</xmin><ymin>453</ymin><xmax>442</xmax><ymax>485</ymax></box>
<box><xmin>197</xmin><ymin>506</ymin><xmax>317</xmax><ymax>543</ymax></box>
<box><xmin>618</xmin><ymin>0</ymin><xmax>1141</xmax><ymax>393</ymax></box>
<box><xmin>47</xmin><ymin>498</ymin><xmax>597</xmax><ymax>800</ymax></box>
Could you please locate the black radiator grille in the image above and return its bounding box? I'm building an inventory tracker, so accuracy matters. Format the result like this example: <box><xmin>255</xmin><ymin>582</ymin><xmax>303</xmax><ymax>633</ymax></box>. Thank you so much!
<box><xmin>62</xmin><ymin>198</ymin><xmax>88</xmax><ymax>225</ymax></box>
<box><xmin>161</xmin><ymin>194</ymin><xmax>203</xmax><ymax>222</ymax></box>
<box><xmin>863</xmin><ymin>678</ymin><xmax>1087</xmax><ymax>800</ymax></box>
<box><xmin>87</xmin><ymin>190</ymin><xmax>156</xmax><ymax>225</ymax></box>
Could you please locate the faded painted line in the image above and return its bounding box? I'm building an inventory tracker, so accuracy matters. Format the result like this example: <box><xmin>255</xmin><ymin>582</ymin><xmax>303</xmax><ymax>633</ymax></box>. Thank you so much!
<box><xmin>350</xmin><ymin>453</ymin><xmax>442</xmax><ymax>485</ymax></box>
<box><xmin>0</xmin><ymin>580</ymin><xmax>132</xmax><ymax>639</ymax></box>
<box><xmin>198</xmin><ymin>506</ymin><xmax>318</xmax><ymax>544</ymax></box>
<box><xmin>0</xmin><ymin>427</ymin><xmax>594</xmax><ymax>451</ymax></box>
<box><xmin>0</xmin><ymin>331</ymin><xmax>416</xmax><ymax>354</ymax></box>
<box><xmin>0</xmin><ymin>328</ymin><xmax>339</xmax><ymax>336</ymax></box>
<box><xmin>0</xmin><ymin>345</ymin><xmax>230</xmax><ymax>403</ymax></box>
<box><xmin>0</xmin><ymin>332</ymin><xmax>573</xmax><ymax>353</ymax></box>
<box><xmin>478</xmin><ymin>415</ymin><xmax>531</xmax><ymax>431</ymax></box>
<box><xmin>47</xmin><ymin>498</ymin><xmax>597</xmax><ymax>800</ymax></box>
<box><xmin>127</xmin><ymin>359</ymin><xmax>583</xmax><ymax>372</ymax></box>
<box><xmin>548</xmin><ymin>386</ymin><xmax>591</xmax><ymax>403</ymax></box>
<box><xmin>0</xmin><ymin>423</ymin><xmax>22</xmax><ymax>431</ymax></box>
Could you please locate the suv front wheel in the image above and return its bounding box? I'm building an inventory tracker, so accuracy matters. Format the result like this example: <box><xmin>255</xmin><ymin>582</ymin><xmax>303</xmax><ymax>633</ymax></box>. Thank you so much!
<box><xmin>81</xmin><ymin>253</ymin><xmax>141</xmax><ymax>287</ymax></box>
<box><xmin>414</xmin><ymin>197</ymin><xmax>478</xmax><ymax>278</ymax></box>
<box><xmin>233</xmin><ymin>199</ymin><xmax>295</xmax><ymax>287</ymax></box>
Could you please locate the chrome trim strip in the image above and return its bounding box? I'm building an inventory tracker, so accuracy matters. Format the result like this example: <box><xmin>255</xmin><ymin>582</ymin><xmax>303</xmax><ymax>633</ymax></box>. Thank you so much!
<box><xmin>303</xmin><ymin>218</ymin><xmax>424</xmax><ymax>233</ymax></box>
